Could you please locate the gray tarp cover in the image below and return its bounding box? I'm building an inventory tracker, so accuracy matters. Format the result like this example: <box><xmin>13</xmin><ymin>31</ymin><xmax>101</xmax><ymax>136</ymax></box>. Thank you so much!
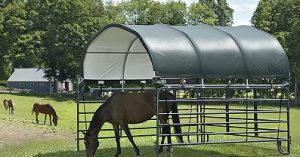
<box><xmin>83</xmin><ymin>23</ymin><xmax>290</xmax><ymax>80</ymax></box>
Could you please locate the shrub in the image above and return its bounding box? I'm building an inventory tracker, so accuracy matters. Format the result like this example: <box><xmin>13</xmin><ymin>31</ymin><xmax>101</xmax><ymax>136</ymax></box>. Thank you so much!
<box><xmin>0</xmin><ymin>81</ymin><xmax>7</xmax><ymax>87</ymax></box>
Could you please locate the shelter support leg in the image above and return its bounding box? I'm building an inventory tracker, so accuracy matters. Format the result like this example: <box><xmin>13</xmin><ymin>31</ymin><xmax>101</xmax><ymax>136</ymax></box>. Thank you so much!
<box><xmin>225</xmin><ymin>88</ymin><xmax>230</xmax><ymax>133</ymax></box>
<box><xmin>156</xmin><ymin>88</ymin><xmax>161</xmax><ymax>157</ymax></box>
<box><xmin>276</xmin><ymin>88</ymin><xmax>291</xmax><ymax>155</ymax></box>
<box><xmin>225</xmin><ymin>102</ymin><xmax>230</xmax><ymax>132</ymax></box>
<box><xmin>253</xmin><ymin>89</ymin><xmax>258</xmax><ymax>137</ymax></box>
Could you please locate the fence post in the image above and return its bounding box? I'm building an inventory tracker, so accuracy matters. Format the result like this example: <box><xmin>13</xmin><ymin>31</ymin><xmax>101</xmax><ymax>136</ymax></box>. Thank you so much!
<box><xmin>295</xmin><ymin>77</ymin><xmax>298</xmax><ymax>106</ymax></box>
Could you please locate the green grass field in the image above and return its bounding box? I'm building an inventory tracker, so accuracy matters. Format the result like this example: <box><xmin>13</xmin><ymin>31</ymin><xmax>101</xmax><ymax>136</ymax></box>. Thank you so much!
<box><xmin>0</xmin><ymin>93</ymin><xmax>299</xmax><ymax>157</ymax></box>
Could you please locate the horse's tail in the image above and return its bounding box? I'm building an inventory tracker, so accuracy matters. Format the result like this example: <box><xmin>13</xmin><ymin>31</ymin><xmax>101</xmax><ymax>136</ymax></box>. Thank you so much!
<box><xmin>171</xmin><ymin>101</ymin><xmax>184</xmax><ymax>143</ymax></box>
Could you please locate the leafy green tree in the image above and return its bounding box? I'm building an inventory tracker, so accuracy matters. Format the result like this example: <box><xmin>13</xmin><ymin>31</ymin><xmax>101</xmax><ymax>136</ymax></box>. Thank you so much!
<box><xmin>38</xmin><ymin>0</ymin><xmax>108</xmax><ymax>86</ymax></box>
<box><xmin>0</xmin><ymin>0</ymin><xmax>14</xmax><ymax>8</ymax></box>
<box><xmin>0</xmin><ymin>11</ymin><xmax>4</xmax><ymax>57</ymax></box>
<box><xmin>252</xmin><ymin>0</ymin><xmax>300</xmax><ymax>104</ymax></box>
<box><xmin>161</xmin><ymin>1</ymin><xmax>187</xmax><ymax>25</ymax></box>
<box><xmin>188</xmin><ymin>2</ymin><xmax>216</xmax><ymax>25</ymax></box>
<box><xmin>115</xmin><ymin>0</ymin><xmax>187</xmax><ymax>25</ymax></box>
<box><xmin>0</xmin><ymin>1</ymin><xmax>26</xmax><ymax>57</ymax></box>
<box><xmin>0</xmin><ymin>57</ymin><xmax>12</xmax><ymax>80</ymax></box>
<box><xmin>214</xmin><ymin>0</ymin><xmax>233</xmax><ymax>26</ymax></box>
<box><xmin>118</xmin><ymin>0</ymin><xmax>165</xmax><ymax>25</ymax></box>
<box><xmin>0</xmin><ymin>0</ymin><xmax>110</xmax><ymax>85</ymax></box>
<box><xmin>199</xmin><ymin>0</ymin><xmax>233</xmax><ymax>26</ymax></box>
<box><xmin>0</xmin><ymin>1</ymin><xmax>28</xmax><ymax>79</ymax></box>
<box><xmin>104</xmin><ymin>0</ymin><xmax>126</xmax><ymax>24</ymax></box>
<box><xmin>286</xmin><ymin>0</ymin><xmax>300</xmax><ymax>80</ymax></box>
<box><xmin>251</xmin><ymin>0</ymin><xmax>273</xmax><ymax>32</ymax></box>
<box><xmin>0</xmin><ymin>0</ymin><xmax>44</xmax><ymax>69</ymax></box>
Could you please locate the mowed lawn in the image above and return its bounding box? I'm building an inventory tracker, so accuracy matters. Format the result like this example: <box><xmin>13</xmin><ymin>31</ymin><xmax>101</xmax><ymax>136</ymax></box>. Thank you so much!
<box><xmin>0</xmin><ymin>93</ymin><xmax>299</xmax><ymax>157</ymax></box>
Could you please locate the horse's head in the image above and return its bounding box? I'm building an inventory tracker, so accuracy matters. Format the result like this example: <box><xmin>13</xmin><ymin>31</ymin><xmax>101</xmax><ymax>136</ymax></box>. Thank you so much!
<box><xmin>53</xmin><ymin>117</ymin><xmax>58</xmax><ymax>126</ymax></box>
<box><xmin>83</xmin><ymin>131</ymin><xmax>99</xmax><ymax>157</ymax></box>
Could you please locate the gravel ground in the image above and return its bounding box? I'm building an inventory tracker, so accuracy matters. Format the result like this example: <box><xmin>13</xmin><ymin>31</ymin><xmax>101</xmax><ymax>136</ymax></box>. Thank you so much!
<box><xmin>0</xmin><ymin>116</ymin><xmax>72</xmax><ymax>147</ymax></box>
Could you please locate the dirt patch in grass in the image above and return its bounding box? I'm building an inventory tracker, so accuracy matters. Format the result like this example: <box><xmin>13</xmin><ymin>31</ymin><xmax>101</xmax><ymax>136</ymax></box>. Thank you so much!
<box><xmin>0</xmin><ymin>116</ymin><xmax>73</xmax><ymax>147</ymax></box>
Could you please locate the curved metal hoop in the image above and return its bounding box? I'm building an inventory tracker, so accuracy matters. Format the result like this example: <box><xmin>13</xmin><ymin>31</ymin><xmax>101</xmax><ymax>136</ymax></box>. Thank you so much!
<box><xmin>276</xmin><ymin>141</ymin><xmax>290</xmax><ymax>155</ymax></box>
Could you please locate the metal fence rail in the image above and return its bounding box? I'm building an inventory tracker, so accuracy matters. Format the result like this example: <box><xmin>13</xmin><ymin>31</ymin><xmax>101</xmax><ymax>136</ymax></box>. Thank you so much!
<box><xmin>76</xmin><ymin>80</ymin><xmax>291</xmax><ymax>156</ymax></box>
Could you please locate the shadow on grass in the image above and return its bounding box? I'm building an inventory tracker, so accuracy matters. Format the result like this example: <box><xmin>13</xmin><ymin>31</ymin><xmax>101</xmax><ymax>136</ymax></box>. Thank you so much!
<box><xmin>33</xmin><ymin>144</ymin><xmax>280</xmax><ymax>157</ymax></box>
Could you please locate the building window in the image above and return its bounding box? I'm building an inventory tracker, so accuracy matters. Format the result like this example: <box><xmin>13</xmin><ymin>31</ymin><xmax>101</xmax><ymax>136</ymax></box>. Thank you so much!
<box><xmin>30</xmin><ymin>83</ymin><xmax>34</xmax><ymax>87</ymax></box>
<box><xmin>40</xmin><ymin>83</ymin><xmax>45</xmax><ymax>87</ymax></box>
<box><xmin>20</xmin><ymin>83</ymin><xmax>24</xmax><ymax>87</ymax></box>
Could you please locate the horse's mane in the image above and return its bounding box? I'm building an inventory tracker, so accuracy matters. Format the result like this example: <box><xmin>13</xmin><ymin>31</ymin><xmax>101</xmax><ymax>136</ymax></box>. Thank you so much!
<box><xmin>89</xmin><ymin>94</ymin><xmax>115</xmax><ymax>131</ymax></box>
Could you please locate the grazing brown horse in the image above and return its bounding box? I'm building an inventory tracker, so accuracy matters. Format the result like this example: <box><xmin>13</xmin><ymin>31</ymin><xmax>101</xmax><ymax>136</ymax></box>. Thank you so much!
<box><xmin>3</xmin><ymin>99</ymin><xmax>14</xmax><ymax>114</ymax></box>
<box><xmin>83</xmin><ymin>91</ymin><xmax>183</xmax><ymax>157</ymax></box>
<box><xmin>32</xmin><ymin>103</ymin><xmax>58</xmax><ymax>126</ymax></box>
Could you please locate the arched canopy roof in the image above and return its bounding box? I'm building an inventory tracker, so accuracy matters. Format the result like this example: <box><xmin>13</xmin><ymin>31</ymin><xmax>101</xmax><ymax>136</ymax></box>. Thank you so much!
<box><xmin>82</xmin><ymin>23</ymin><xmax>290</xmax><ymax>80</ymax></box>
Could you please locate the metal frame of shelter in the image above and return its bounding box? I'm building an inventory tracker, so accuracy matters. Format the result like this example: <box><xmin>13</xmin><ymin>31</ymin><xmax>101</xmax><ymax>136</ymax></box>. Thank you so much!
<box><xmin>76</xmin><ymin>23</ymin><xmax>291</xmax><ymax>156</ymax></box>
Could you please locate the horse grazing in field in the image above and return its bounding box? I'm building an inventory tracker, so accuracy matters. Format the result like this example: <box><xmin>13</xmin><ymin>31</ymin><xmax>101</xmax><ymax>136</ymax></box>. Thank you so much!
<box><xmin>32</xmin><ymin>103</ymin><xmax>58</xmax><ymax>126</ymax></box>
<box><xmin>3</xmin><ymin>99</ymin><xmax>14</xmax><ymax>114</ymax></box>
<box><xmin>83</xmin><ymin>91</ymin><xmax>183</xmax><ymax>157</ymax></box>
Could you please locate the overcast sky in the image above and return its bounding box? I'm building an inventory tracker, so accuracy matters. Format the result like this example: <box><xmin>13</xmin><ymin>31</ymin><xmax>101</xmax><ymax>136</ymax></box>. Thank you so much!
<box><xmin>104</xmin><ymin>0</ymin><xmax>260</xmax><ymax>26</ymax></box>
<box><xmin>227</xmin><ymin>0</ymin><xmax>260</xmax><ymax>26</ymax></box>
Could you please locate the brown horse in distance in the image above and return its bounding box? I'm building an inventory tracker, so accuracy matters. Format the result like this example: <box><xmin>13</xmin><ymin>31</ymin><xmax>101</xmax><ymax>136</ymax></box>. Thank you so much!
<box><xmin>32</xmin><ymin>103</ymin><xmax>58</xmax><ymax>126</ymax></box>
<box><xmin>83</xmin><ymin>91</ymin><xmax>184</xmax><ymax>157</ymax></box>
<box><xmin>3</xmin><ymin>99</ymin><xmax>14</xmax><ymax>114</ymax></box>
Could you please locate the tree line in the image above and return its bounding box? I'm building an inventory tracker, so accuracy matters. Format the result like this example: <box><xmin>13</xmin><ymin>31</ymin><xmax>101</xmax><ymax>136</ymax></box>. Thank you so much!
<box><xmin>0</xmin><ymin>0</ymin><xmax>299</xmax><ymax>95</ymax></box>
<box><xmin>0</xmin><ymin>0</ymin><xmax>232</xmax><ymax>83</ymax></box>
<box><xmin>251</xmin><ymin>0</ymin><xmax>300</xmax><ymax>101</ymax></box>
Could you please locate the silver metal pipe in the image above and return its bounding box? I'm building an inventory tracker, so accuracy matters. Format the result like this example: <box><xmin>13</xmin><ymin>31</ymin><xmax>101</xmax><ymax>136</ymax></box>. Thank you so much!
<box><xmin>158</xmin><ymin>98</ymin><xmax>289</xmax><ymax>102</ymax></box>
<box><xmin>158</xmin><ymin>139</ymin><xmax>290</xmax><ymax>147</ymax></box>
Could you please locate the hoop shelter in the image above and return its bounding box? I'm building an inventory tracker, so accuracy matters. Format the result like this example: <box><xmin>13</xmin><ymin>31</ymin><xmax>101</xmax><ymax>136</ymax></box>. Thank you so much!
<box><xmin>82</xmin><ymin>23</ymin><xmax>290</xmax><ymax>80</ymax></box>
<box><xmin>78</xmin><ymin>23</ymin><xmax>292</xmax><ymax>155</ymax></box>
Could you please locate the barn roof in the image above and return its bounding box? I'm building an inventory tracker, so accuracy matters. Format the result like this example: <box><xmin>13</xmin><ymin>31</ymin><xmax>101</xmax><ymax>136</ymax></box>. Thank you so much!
<box><xmin>7</xmin><ymin>68</ymin><xmax>49</xmax><ymax>82</ymax></box>
<box><xmin>82</xmin><ymin>23</ymin><xmax>290</xmax><ymax>80</ymax></box>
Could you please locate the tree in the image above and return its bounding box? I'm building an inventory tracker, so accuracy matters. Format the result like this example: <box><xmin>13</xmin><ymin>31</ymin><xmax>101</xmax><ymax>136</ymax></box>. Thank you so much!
<box><xmin>199</xmin><ymin>0</ymin><xmax>233</xmax><ymax>26</ymax></box>
<box><xmin>214</xmin><ymin>0</ymin><xmax>233</xmax><ymax>26</ymax></box>
<box><xmin>252</xmin><ymin>0</ymin><xmax>300</xmax><ymax>104</ymax></box>
<box><xmin>251</xmin><ymin>0</ymin><xmax>273</xmax><ymax>32</ymax></box>
<box><xmin>0</xmin><ymin>0</ymin><xmax>111</xmax><ymax>85</ymax></box>
<box><xmin>0</xmin><ymin>1</ymin><xmax>27</xmax><ymax>79</ymax></box>
<box><xmin>37</xmin><ymin>0</ymin><xmax>108</xmax><ymax>90</ymax></box>
<box><xmin>188</xmin><ymin>2</ymin><xmax>216</xmax><ymax>25</ymax></box>
<box><xmin>161</xmin><ymin>1</ymin><xmax>187</xmax><ymax>25</ymax></box>
<box><xmin>115</xmin><ymin>0</ymin><xmax>187</xmax><ymax>25</ymax></box>
<box><xmin>118</xmin><ymin>0</ymin><xmax>165</xmax><ymax>25</ymax></box>
<box><xmin>104</xmin><ymin>0</ymin><xmax>126</xmax><ymax>24</ymax></box>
